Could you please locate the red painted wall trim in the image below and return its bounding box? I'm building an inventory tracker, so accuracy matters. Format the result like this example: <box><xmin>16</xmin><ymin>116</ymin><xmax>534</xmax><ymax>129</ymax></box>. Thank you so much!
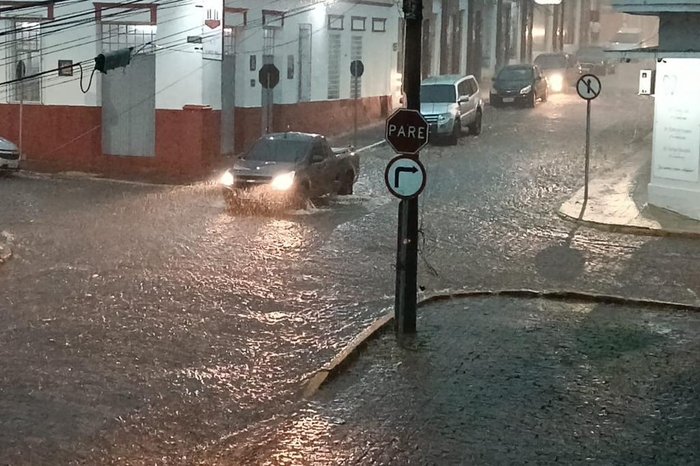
<box><xmin>94</xmin><ymin>2</ymin><xmax>157</xmax><ymax>25</ymax></box>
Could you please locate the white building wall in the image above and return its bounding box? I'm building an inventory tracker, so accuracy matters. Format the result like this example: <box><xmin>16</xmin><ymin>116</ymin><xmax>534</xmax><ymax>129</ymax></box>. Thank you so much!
<box><xmin>231</xmin><ymin>0</ymin><xmax>398</xmax><ymax>108</ymax></box>
<box><xmin>0</xmin><ymin>0</ymin><xmax>397</xmax><ymax>112</ymax></box>
<box><xmin>155</xmin><ymin>0</ymin><xmax>209</xmax><ymax>110</ymax></box>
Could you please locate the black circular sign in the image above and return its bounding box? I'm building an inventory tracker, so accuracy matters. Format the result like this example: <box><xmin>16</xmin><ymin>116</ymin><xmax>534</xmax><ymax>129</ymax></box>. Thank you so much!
<box><xmin>350</xmin><ymin>59</ymin><xmax>364</xmax><ymax>78</ymax></box>
<box><xmin>258</xmin><ymin>63</ymin><xmax>280</xmax><ymax>89</ymax></box>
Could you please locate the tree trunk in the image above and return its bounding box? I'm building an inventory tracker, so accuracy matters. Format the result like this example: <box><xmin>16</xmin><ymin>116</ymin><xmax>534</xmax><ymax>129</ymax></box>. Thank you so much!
<box><xmin>495</xmin><ymin>0</ymin><xmax>504</xmax><ymax>71</ymax></box>
<box><xmin>520</xmin><ymin>0</ymin><xmax>528</xmax><ymax>62</ymax></box>
<box><xmin>552</xmin><ymin>5</ymin><xmax>559</xmax><ymax>51</ymax></box>
<box><xmin>526</xmin><ymin>0</ymin><xmax>533</xmax><ymax>61</ymax></box>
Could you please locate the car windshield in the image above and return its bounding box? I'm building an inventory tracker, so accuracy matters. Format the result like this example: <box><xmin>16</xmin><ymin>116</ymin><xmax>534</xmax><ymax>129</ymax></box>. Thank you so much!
<box><xmin>244</xmin><ymin>138</ymin><xmax>311</xmax><ymax>162</ymax></box>
<box><xmin>497</xmin><ymin>67</ymin><xmax>533</xmax><ymax>80</ymax></box>
<box><xmin>613</xmin><ymin>32</ymin><xmax>640</xmax><ymax>43</ymax></box>
<box><xmin>577</xmin><ymin>47</ymin><xmax>605</xmax><ymax>60</ymax></box>
<box><xmin>420</xmin><ymin>84</ymin><xmax>456</xmax><ymax>103</ymax></box>
<box><xmin>534</xmin><ymin>55</ymin><xmax>567</xmax><ymax>69</ymax></box>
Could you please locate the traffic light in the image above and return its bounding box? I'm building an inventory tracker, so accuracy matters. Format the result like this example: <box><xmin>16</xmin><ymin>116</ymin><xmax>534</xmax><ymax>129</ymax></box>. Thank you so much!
<box><xmin>95</xmin><ymin>47</ymin><xmax>133</xmax><ymax>74</ymax></box>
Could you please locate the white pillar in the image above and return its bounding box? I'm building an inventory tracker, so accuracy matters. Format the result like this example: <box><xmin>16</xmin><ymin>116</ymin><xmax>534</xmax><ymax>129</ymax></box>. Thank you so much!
<box><xmin>573</xmin><ymin>0</ymin><xmax>582</xmax><ymax>49</ymax></box>
<box><xmin>432</xmin><ymin>1</ymin><xmax>442</xmax><ymax>76</ymax></box>
<box><xmin>648</xmin><ymin>58</ymin><xmax>700</xmax><ymax>220</ymax></box>
<box><xmin>459</xmin><ymin>1</ymin><xmax>469</xmax><ymax>74</ymax></box>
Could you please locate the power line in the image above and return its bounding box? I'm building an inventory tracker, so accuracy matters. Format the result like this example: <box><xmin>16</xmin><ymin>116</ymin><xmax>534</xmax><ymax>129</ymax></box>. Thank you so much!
<box><xmin>0</xmin><ymin>0</ymin><xmax>188</xmax><ymax>61</ymax></box>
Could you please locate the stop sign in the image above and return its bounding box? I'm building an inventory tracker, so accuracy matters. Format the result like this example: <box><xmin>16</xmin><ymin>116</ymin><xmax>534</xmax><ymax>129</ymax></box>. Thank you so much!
<box><xmin>385</xmin><ymin>108</ymin><xmax>429</xmax><ymax>155</ymax></box>
<box><xmin>259</xmin><ymin>63</ymin><xmax>280</xmax><ymax>89</ymax></box>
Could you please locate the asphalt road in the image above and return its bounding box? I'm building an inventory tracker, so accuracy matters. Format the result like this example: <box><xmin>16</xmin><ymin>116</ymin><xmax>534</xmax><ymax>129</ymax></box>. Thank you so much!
<box><xmin>1</xmin><ymin>62</ymin><xmax>698</xmax><ymax>464</ymax></box>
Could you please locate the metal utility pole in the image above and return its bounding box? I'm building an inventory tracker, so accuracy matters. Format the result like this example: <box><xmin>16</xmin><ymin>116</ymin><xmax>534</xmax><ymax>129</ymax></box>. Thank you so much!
<box><xmin>395</xmin><ymin>0</ymin><xmax>423</xmax><ymax>335</ymax></box>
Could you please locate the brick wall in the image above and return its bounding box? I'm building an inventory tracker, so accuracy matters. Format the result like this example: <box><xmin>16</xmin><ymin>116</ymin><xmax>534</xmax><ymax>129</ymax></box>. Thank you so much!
<box><xmin>0</xmin><ymin>94</ymin><xmax>390</xmax><ymax>182</ymax></box>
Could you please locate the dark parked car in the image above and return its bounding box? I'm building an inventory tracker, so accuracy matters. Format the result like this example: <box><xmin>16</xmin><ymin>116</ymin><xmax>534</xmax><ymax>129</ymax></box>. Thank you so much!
<box><xmin>533</xmin><ymin>52</ymin><xmax>582</xmax><ymax>92</ymax></box>
<box><xmin>575</xmin><ymin>46</ymin><xmax>616</xmax><ymax>75</ymax></box>
<box><xmin>219</xmin><ymin>132</ymin><xmax>359</xmax><ymax>210</ymax></box>
<box><xmin>490</xmin><ymin>64</ymin><xmax>548</xmax><ymax>108</ymax></box>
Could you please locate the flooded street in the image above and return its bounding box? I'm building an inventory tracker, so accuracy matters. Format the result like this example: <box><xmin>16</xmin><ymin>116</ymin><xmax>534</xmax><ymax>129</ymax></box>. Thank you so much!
<box><xmin>1</xmin><ymin>63</ymin><xmax>699</xmax><ymax>463</ymax></box>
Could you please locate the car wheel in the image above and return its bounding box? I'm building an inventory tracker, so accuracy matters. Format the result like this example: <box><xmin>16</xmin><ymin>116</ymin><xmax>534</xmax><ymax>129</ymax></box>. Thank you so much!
<box><xmin>292</xmin><ymin>182</ymin><xmax>310</xmax><ymax>210</ymax></box>
<box><xmin>448</xmin><ymin>120</ymin><xmax>460</xmax><ymax>145</ymax></box>
<box><xmin>468</xmin><ymin>109</ymin><xmax>482</xmax><ymax>136</ymax></box>
<box><xmin>337</xmin><ymin>170</ymin><xmax>355</xmax><ymax>195</ymax></box>
<box><xmin>527</xmin><ymin>92</ymin><xmax>536</xmax><ymax>108</ymax></box>
<box><xmin>223</xmin><ymin>191</ymin><xmax>242</xmax><ymax>213</ymax></box>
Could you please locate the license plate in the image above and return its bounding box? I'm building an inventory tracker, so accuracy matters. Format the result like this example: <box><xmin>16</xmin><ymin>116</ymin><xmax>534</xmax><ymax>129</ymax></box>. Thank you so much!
<box><xmin>503</xmin><ymin>97</ymin><xmax>515</xmax><ymax>103</ymax></box>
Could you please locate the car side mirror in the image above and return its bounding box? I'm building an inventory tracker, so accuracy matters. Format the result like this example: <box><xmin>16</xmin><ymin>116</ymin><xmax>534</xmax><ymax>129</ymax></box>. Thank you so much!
<box><xmin>459</xmin><ymin>95</ymin><xmax>469</xmax><ymax>103</ymax></box>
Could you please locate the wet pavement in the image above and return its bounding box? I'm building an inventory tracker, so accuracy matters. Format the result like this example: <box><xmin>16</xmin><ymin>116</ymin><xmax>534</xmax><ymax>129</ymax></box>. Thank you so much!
<box><xmin>222</xmin><ymin>297</ymin><xmax>700</xmax><ymax>465</ymax></box>
<box><xmin>1</xmin><ymin>62</ymin><xmax>699</xmax><ymax>464</ymax></box>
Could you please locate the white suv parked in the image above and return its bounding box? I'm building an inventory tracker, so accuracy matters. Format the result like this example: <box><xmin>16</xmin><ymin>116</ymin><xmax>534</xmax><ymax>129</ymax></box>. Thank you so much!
<box><xmin>420</xmin><ymin>74</ymin><xmax>484</xmax><ymax>145</ymax></box>
<box><xmin>0</xmin><ymin>136</ymin><xmax>19</xmax><ymax>171</ymax></box>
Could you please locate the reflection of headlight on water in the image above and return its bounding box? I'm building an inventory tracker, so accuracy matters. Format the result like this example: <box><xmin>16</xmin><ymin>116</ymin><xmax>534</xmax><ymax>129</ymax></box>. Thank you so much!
<box><xmin>271</xmin><ymin>171</ymin><xmax>295</xmax><ymax>191</ymax></box>
<box><xmin>549</xmin><ymin>74</ymin><xmax>564</xmax><ymax>92</ymax></box>
<box><xmin>220</xmin><ymin>170</ymin><xmax>234</xmax><ymax>187</ymax></box>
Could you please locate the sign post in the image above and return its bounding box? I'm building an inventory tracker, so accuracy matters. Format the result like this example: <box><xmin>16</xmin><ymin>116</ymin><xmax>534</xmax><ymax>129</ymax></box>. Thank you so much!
<box><xmin>576</xmin><ymin>73</ymin><xmax>601</xmax><ymax>218</ymax></box>
<box><xmin>385</xmin><ymin>0</ymin><xmax>427</xmax><ymax>335</ymax></box>
<box><xmin>259</xmin><ymin>63</ymin><xmax>280</xmax><ymax>134</ymax></box>
<box><xmin>350</xmin><ymin>59</ymin><xmax>364</xmax><ymax>149</ymax></box>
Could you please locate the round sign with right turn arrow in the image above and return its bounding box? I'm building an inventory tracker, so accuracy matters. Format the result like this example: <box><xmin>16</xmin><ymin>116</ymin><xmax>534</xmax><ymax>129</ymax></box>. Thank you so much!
<box><xmin>384</xmin><ymin>155</ymin><xmax>427</xmax><ymax>199</ymax></box>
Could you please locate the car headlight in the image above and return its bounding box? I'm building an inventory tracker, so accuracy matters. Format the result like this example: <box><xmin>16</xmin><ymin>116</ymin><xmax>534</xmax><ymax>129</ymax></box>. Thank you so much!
<box><xmin>549</xmin><ymin>74</ymin><xmax>564</xmax><ymax>92</ymax></box>
<box><xmin>220</xmin><ymin>170</ymin><xmax>234</xmax><ymax>187</ymax></box>
<box><xmin>271</xmin><ymin>171</ymin><xmax>295</xmax><ymax>191</ymax></box>
<box><xmin>520</xmin><ymin>85</ymin><xmax>532</xmax><ymax>95</ymax></box>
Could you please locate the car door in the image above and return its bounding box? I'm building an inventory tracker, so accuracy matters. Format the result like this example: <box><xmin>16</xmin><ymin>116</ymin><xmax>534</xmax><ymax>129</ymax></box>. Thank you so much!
<box><xmin>308</xmin><ymin>139</ymin><xmax>332</xmax><ymax>196</ymax></box>
<box><xmin>468</xmin><ymin>77</ymin><xmax>480</xmax><ymax>113</ymax></box>
<box><xmin>457</xmin><ymin>79</ymin><xmax>473</xmax><ymax>126</ymax></box>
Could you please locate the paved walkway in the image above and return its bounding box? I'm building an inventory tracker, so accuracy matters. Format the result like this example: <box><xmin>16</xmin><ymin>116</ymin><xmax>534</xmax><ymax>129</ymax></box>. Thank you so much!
<box><xmin>215</xmin><ymin>297</ymin><xmax>700</xmax><ymax>465</ymax></box>
<box><xmin>559</xmin><ymin>141</ymin><xmax>700</xmax><ymax>236</ymax></box>
<box><xmin>328</xmin><ymin>121</ymin><xmax>386</xmax><ymax>151</ymax></box>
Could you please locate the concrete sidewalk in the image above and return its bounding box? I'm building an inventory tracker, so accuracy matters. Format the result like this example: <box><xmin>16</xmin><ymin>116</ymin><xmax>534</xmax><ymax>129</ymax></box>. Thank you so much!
<box><xmin>328</xmin><ymin>120</ymin><xmax>386</xmax><ymax>151</ymax></box>
<box><xmin>559</xmin><ymin>142</ymin><xmax>700</xmax><ymax>237</ymax></box>
<box><xmin>227</xmin><ymin>296</ymin><xmax>700</xmax><ymax>465</ymax></box>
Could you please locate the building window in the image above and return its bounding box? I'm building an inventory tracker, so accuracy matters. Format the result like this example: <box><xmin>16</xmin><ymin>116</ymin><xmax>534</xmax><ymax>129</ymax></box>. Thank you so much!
<box><xmin>263</xmin><ymin>10</ymin><xmax>284</xmax><ymax>29</ymax></box>
<box><xmin>287</xmin><ymin>54</ymin><xmax>294</xmax><ymax>79</ymax></box>
<box><xmin>11</xmin><ymin>21</ymin><xmax>41</xmax><ymax>103</ymax></box>
<box><xmin>372</xmin><ymin>17</ymin><xmax>386</xmax><ymax>33</ymax></box>
<box><xmin>328</xmin><ymin>14</ymin><xmax>344</xmax><ymax>31</ymax></box>
<box><xmin>351</xmin><ymin>16</ymin><xmax>366</xmax><ymax>31</ymax></box>
<box><xmin>350</xmin><ymin>35</ymin><xmax>362</xmax><ymax>98</ymax></box>
<box><xmin>100</xmin><ymin>23</ymin><xmax>157</xmax><ymax>53</ymax></box>
<box><xmin>327</xmin><ymin>33</ymin><xmax>341</xmax><ymax>99</ymax></box>
<box><xmin>58</xmin><ymin>59</ymin><xmax>73</xmax><ymax>76</ymax></box>
<box><xmin>250</xmin><ymin>55</ymin><xmax>257</xmax><ymax>70</ymax></box>
<box><xmin>263</xmin><ymin>28</ymin><xmax>275</xmax><ymax>56</ymax></box>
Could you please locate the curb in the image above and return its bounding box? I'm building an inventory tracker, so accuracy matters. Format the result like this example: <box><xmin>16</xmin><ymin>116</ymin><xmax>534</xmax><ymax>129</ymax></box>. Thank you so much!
<box><xmin>303</xmin><ymin>288</ymin><xmax>700</xmax><ymax>397</ymax></box>
<box><xmin>15</xmin><ymin>139</ymin><xmax>387</xmax><ymax>189</ymax></box>
<box><xmin>556</xmin><ymin>209</ymin><xmax>700</xmax><ymax>239</ymax></box>
<box><xmin>303</xmin><ymin>311</ymin><xmax>393</xmax><ymax>398</ymax></box>
<box><xmin>353</xmin><ymin>139</ymin><xmax>386</xmax><ymax>154</ymax></box>
<box><xmin>16</xmin><ymin>170</ymin><xmax>183</xmax><ymax>188</ymax></box>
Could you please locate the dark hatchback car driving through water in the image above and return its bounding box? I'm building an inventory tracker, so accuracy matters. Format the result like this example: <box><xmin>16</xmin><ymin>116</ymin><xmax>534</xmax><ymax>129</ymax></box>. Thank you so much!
<box><xmin>490</xmin><ymin>64</ymin><xmax>548</xmax><ymax>108</ymax></box>
<box><xmin>219</xmin><ymin>132</ymin><xmax>359</xmax><ymax>210</ymax></box>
